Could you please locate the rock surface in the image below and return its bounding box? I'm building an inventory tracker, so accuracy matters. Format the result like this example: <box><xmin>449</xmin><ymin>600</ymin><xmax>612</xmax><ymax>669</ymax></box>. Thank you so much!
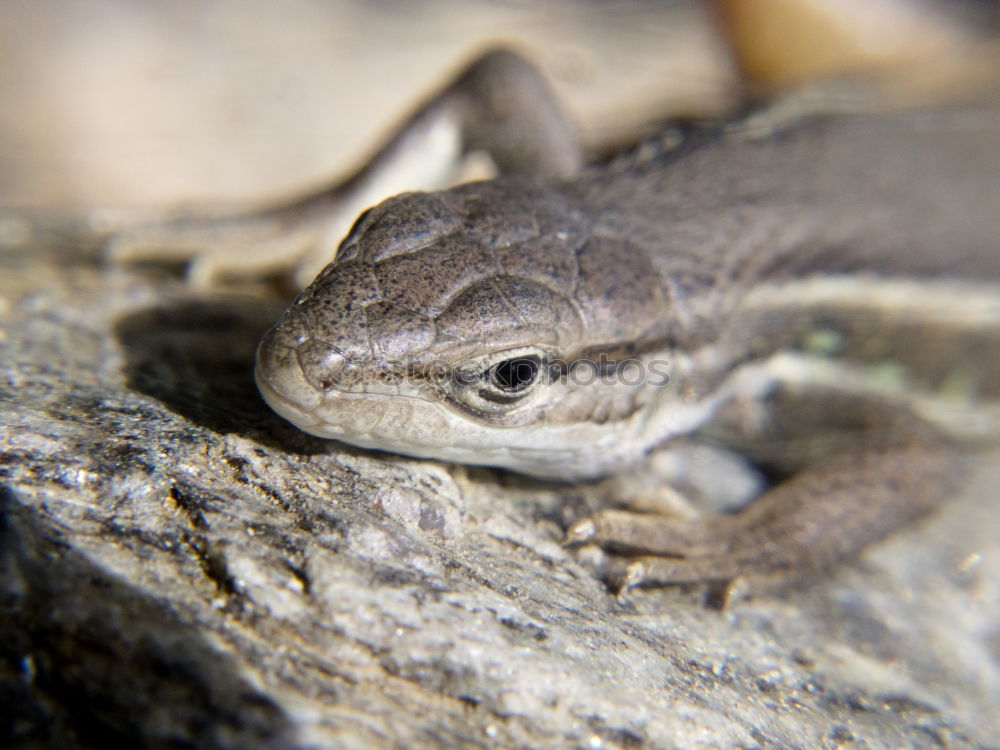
<box><xmin>2</xmin><ymin>231</ymin><xmax>999</xmax><ymax>749</ymax></box>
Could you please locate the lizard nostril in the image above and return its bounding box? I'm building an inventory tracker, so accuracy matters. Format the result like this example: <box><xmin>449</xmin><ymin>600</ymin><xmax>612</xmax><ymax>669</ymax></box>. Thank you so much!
<box><xmin>297</xmin><ymin>339</ymin><xmax>360</xmax><ymax>392</ymax></box>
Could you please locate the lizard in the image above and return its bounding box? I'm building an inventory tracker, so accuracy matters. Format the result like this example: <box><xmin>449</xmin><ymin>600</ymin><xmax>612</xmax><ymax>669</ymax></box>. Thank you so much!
<box><xmin>250</xmin><ymin>49</ymin><xmax>1000</xmax><ymax>594</ymax></box>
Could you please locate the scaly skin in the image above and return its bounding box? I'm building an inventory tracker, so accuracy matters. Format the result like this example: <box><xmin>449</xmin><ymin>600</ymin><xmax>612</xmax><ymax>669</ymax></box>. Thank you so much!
<box><xmin>256</xmin><ymin>91</ymin><xmax>1000</xmax><ymax>589</ymax></box>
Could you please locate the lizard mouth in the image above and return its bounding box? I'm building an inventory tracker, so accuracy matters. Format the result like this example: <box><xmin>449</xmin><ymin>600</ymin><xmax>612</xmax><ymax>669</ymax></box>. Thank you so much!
<box><xmin>254</xmin><ymin>348</ymin><xmax>403</xmax><ymax>439</ymax></box>
<box><xmin>255</xmin><ymin>324</ymin><xmax>454</xmax><ymax>445</ymax></box>
<box><xmin>254</xmin><ymin>333</ymin><xmax>327</xmax><ymax>434</ymax></box>
<box><xmin>252</xmin><ymin>318</ymin><xmax>371</xmax><ymax>419</ymax></box>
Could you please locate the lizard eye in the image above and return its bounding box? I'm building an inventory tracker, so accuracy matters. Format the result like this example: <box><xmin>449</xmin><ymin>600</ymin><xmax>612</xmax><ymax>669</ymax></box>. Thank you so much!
<box><xmin>443</xmin><ymin>347</ymin><xmax>552</xmax><ymax>419</ymax></box>
<box><xmin>489</xmin><ymin>356</ymin><xmax>540</xmax><ymax>394</ymax></box>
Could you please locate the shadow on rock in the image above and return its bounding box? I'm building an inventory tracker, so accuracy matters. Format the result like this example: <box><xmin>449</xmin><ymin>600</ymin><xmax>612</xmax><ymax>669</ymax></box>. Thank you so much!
<box><xmin>114</xmin><ymin>298</ymin><xmax>329</xmax><ymax>453</ymax></box>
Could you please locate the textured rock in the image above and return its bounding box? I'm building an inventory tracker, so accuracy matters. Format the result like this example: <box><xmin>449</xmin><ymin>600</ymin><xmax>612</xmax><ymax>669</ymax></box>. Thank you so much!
<box><xmin>2</xmin><ymin>232</ymin><xmax>999</xmax><ymax>749</ymax></box>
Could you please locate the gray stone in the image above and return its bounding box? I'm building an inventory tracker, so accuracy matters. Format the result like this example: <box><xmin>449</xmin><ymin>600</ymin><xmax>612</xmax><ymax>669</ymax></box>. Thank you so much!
<box><xmin>2</xmin><ymin>228</ymin><xmax>999</xmax><ymax>749</ymax></box>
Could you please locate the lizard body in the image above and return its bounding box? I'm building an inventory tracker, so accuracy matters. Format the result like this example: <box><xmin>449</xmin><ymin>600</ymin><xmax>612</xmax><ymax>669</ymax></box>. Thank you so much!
<box><xmin>256</xmin><ymin>84</ymin><xmax>1000</xmax><ymax>589</ymax></box>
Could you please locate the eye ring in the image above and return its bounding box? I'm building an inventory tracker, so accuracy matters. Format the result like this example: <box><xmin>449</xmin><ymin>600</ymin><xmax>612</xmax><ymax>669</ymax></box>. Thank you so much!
<box><xmin>437</xmin><ymin>346</ymin><xmax>553</xmax><ymax>422</ymax></box>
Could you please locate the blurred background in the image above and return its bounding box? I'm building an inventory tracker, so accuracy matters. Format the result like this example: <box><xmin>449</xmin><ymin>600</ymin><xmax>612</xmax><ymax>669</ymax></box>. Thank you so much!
<box><xmin>0</xmin><ymin>0</ymin><xmax>996</xmax><ymax>213</ymax></box>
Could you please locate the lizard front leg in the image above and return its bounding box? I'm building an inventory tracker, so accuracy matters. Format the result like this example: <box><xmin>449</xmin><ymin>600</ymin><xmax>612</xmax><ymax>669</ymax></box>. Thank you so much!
<box><xmin>568</xmin><ymin>436</ymin><xmax>964</xmax><ymax>596</ymax></box>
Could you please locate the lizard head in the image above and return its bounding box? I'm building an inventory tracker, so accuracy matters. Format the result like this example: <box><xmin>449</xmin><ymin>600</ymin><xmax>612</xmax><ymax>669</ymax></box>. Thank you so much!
<box><xmin>256</xmin><ymin>177</ymin><xmax>676</xmax><ymax>479</ymax></box>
